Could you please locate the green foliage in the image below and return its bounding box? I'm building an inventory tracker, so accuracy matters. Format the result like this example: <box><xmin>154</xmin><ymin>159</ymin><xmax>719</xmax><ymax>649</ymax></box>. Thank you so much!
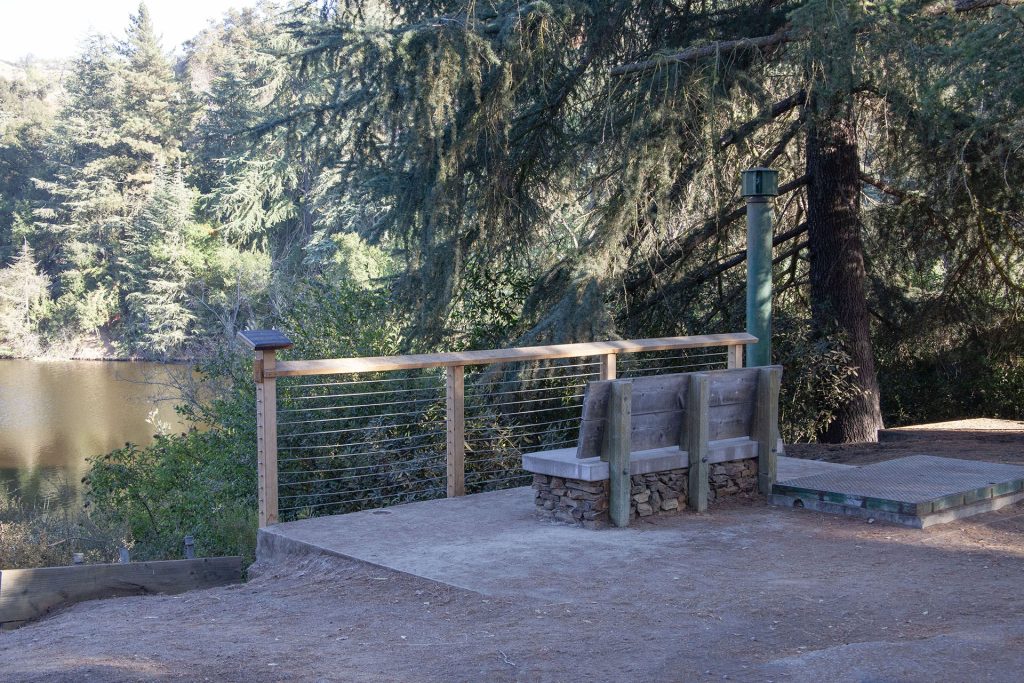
<box><xmin>85</xmin><ymin>347</ymin><xmax>259</xmax><ymax>562</ymax></box>
<box><xmin>0</xmin><ymin>241</ymin><xmax>50</xmax><ymax>357</ymax></box>
<box><xmin>85</xmin><ymin>431</ymin><xmax>258</xmax><ymax>564</ymax></box>
<box><xmin>773</xmin><ymin>318</ymin><xmax>864</xmax><ymax>443</ymax></box>
<box><xmin>83</xmin><ymin>261</ymin><xmax>403</xmax><ymax>560</ymax></box>
<box><xmin>31</xmin><ymin>9</ymin><xmax>186</xmax><ymax>346</ymax></box>
<box><xmin>0</xmin><ymin>61</ymin><xmax>57</xmax><ymax>262</ymax></box>
<box><xmin>121</xmin><ymin>167</ymin><xmax>199</xmax><ymax>358</ymax></box>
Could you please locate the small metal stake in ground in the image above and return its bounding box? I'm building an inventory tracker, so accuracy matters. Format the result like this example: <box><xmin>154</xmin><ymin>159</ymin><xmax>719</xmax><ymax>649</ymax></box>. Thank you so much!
<box><xmin>741</xmin><ymin>167</ymin><xmax>779</xmax><ymax>367</ymax></box>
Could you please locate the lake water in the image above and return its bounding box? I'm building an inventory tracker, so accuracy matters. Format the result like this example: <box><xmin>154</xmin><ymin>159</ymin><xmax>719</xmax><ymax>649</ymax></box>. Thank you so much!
<box><xmin>0</xmin><ymin>360</ymin><xmax>189</xmax><ymax>510</ymax></box>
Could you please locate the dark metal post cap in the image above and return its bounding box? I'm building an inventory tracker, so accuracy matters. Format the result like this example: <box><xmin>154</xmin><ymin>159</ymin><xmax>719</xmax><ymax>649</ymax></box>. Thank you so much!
<box><xmin>741</xmin><ymin>167</ymin><xmax>780</xmax><ymax>198</ymax></box>
<box><xmin>237</xmin><ymin>329</ymin><xmax>294</xmax><ymax>351</ymax></box>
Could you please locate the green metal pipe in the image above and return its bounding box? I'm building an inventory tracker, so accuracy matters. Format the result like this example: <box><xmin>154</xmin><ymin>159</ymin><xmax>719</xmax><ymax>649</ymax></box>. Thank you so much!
<box><xmin>741</xmin><ymin>168</ymin><xmax>779</xmax><ymax>367</ymax></box>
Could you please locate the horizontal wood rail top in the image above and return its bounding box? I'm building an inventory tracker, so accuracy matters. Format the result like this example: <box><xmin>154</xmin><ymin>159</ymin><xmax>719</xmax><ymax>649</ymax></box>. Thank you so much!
<box><xmin>269</xmin><ymin>333</ymin><xmax>757</xmax><ymax>378</ymax></box>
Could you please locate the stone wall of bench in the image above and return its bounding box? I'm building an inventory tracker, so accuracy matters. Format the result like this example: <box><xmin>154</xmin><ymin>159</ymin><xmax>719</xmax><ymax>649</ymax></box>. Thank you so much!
<box><xmin>533</xmin><ymin>459</ymin><xmax>758</xmax><ymax>528</ymax></box>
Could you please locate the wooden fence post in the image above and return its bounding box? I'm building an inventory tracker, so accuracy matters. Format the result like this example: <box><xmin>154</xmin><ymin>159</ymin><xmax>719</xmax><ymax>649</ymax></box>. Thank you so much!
<box><xmin>603</xmin><ymin>380</ymin><xmax>632</xmax><ymax>528</ymax></box>
<box><xmin>686</xmin><ymin>373</ymin><xmax>710</xmax><ymax>512</ymax></box>
<box><xmin>599</xmin><ymin>352</ymin><xmax>617</xmax><ymax>380</ymax></box>
<box><xmin>756</xmin><ymin>367</ymin><xmax>782</xmax><ymax>495</ymax></box>
<box><xmin>237</xmin><ymin>330</ymin><xmax>293</xmax><ymax>528</ymax></box>
<box><xmin>727</xmin><ymin>344</ymin><xmax>744</xmax><ymax>369</ymax></box>
<box><xmin>446</xmin><ymin>365</ymin><xmax>466</xmax><ymax>497</ymax></box>
<box><xmin>256</xmin><ymin>349</ymin><xmax>279</xmax><ymax>526</ymax></box>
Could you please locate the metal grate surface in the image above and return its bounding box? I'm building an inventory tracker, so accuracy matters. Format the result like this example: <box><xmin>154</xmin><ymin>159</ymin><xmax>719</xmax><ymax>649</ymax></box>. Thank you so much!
<box><xmin>777</xmin><ymin>455</ymin><xmax>1024</xmax><ymax>504</ymax></box>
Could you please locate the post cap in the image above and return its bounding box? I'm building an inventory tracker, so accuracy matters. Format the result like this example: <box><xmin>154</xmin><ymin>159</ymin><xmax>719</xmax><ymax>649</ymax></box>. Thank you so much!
<box><xmin>237</xmin><ymin>329</ymin><xmax>293</xmax><ymax>351</ymax></box>
<box><xmin>741</xmin><ymin>167</ymin><xmax>780</xmax><ymax>198</ymax></box>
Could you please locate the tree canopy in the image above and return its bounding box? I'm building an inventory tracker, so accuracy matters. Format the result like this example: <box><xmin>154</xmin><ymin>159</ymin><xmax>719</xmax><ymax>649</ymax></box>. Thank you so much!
<box><xmin>0</xmin><ymin>0</ymin><xmax>1021</xmax><ymax>439</ymax></box>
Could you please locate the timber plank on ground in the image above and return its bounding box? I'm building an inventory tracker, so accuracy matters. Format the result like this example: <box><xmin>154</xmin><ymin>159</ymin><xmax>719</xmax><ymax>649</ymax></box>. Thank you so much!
<box><xmin>0</xmin><ymin>557</ymin><xmax>243</xmax><ymax>627</ymax></box>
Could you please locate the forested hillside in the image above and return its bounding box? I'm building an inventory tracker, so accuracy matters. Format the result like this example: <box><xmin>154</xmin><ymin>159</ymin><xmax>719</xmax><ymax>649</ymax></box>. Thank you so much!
<box><xmin>1</xmin><ymin>0</ymin><xmax>1022</xmax><ymax>438</ymax></box>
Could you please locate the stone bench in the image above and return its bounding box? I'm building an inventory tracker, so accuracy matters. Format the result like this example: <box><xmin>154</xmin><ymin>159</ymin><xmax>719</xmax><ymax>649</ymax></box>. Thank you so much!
<box><xmin>522</xmin><ymin>366</ymin><xmax>782</xmax><ymax>527</ymax></box>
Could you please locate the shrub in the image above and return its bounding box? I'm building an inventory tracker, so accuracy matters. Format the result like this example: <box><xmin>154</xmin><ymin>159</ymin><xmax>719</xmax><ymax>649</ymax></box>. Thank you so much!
<box><xmin>0</xmin><ymin>493</ymin><xmax>124</xmax><ymax>569</ymax></box>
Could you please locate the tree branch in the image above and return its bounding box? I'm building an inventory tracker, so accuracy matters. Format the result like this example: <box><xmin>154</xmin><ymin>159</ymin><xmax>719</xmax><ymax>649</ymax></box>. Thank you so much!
<box><xmin>665</xmin><ymin>90</ymin><xmax>805</xmax><ymax>205</ymax></box>
<box><xmin>858</xmin><ymin>172</ymin><xmax>911</xmax><ymax>201</ymax></box>
<box><xmin>610</xmin><ymin>30</ymin><xmax>797</xmax><ymax>77</ymax></box>
<box><xmin>626</xmin><ymin>174</ymin><xmax>808</xmax><ymax>294</ymax></box>
<box><xmin>627</xmin><ymin>224</ymin><xmax>809</xmax><ymax>321</ymax></box>
<box><xmin>718</xmin><ymin>90</ymin><xmax>807</xmax><ymax>149</ymax></box>
<box><xmin>954</xmin><ymin>0</ymin><xmax>1023</xmax><ymax>11</ymax></box>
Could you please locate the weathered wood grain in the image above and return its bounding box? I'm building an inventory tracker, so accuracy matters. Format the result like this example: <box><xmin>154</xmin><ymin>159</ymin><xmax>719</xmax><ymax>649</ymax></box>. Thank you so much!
<box><xmin>604</xmin><ymin>381</ymin><xmax>632</xmax><ymax>528</ymax></box>
<box><xmin>0</xmin><ymin>558</ymin><xmax>243</xmax><ymax>626</ymax></box>
<box><xmin>599</xmin><ymin>353</ymin><xmax>617</xmax><ymax>380</ymax></box>
<box><xmin>755</xmin><ymin>366</ymin><xmax>782</xmax><ymax>494</ymax></box>
<box><xmin>707</xmin><ymin>401</ymin><xmax>756</xmax><ymax>441</ymax></box>
<box><xmin>582</xmin><ymin>369</ymin><xmax>757</xmax><ymax>420</ymax></box>
<box><xmin>446</xmin><ymin>365</ymin><xmax>466</xmax><ymax>497</ymax></box>
<box><xmin>576</xmin><ymin>369</ymin><xmax>760</xmax><ymax>457</ymax></box>
<box><xmin>271</xmin><ymin>334</ymin><xmax>756</xmax><ymax>377</ymax></box>
<box><xmin>256</xmin><ymin>349</ymin><xmax>279</xmax><ymax>527</ymax></box>
<box><xmin>686</xmin><ymin>374</ymin><xmax>711</xmax><ymax>512</ymax></box>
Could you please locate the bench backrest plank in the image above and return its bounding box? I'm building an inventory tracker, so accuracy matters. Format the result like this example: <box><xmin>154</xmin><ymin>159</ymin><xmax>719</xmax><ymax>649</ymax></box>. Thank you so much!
<box><xmin>575</xmin><ymin>367</ymin><xmax>775</xmax><ymax>459</ymax></box>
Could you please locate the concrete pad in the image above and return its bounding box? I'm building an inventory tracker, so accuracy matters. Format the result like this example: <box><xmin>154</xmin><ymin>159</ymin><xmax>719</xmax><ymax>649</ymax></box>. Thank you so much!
<box><xmin>772</xmin><ymin>454</ymin><xmax>1024</xmax><ymax>527</ymax></box>
<box><xmin>777</xmin><ymin>455</ymin><xmax>855</xmax><ymax>482</ymax></box>
<box><xmin>261</xmin><ymin>487</ymin><xmax>800</xmax><ymax>603</ymax></box>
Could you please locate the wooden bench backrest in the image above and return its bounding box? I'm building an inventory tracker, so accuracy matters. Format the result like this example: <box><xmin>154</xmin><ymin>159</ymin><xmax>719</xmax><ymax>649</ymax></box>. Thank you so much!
<box><xmin>575</xmin><ymin>367</ymin><xmax>780</xmax><ymax>459</ymax></box>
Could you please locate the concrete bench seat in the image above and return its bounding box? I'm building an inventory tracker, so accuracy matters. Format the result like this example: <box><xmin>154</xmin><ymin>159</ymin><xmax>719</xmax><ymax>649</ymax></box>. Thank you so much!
<box><xmin>522</xmin><ymin>436</ymin><xmax>759</xmax><ymax>481</ymax></box>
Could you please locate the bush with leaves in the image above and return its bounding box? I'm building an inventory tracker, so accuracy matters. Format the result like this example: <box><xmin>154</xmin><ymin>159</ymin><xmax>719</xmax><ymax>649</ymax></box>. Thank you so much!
<box><xmin>85</xmin><ymin>349</ymin><xmax>258</xmax><ymax>563</ymax></box>
<box><xmin>83</xmin><ymin>244</ymin><xmax>405</xmax><ymax>561</ymax></box>
<box><xmin>0</xmin><ymin>493</ymin><xmax>125</xmax><ymax>569</ymax></box>
<box><xmin>773</xmin><ymin>317</ymin><xmax>864</xmax><ymax>444</ymax></box>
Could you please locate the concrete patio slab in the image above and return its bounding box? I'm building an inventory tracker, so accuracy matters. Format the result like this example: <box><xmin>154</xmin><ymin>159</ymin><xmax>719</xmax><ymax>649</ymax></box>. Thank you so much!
<box><xmin>777</xmin><ymin>455</ymin><xmax>855</xmax><ymax>481</ymax></box>
<box><xmin>771</xmin><ymin>454</ymin><xmax>1024</xmax><ymax>527</ymax></box>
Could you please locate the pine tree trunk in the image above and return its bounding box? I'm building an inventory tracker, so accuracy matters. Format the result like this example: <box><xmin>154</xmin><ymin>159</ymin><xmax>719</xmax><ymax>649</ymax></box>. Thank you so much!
<box><xmin>805</xmin><ymin>106</ymin><xmax>884</xmax><ymax>443</ymax></box>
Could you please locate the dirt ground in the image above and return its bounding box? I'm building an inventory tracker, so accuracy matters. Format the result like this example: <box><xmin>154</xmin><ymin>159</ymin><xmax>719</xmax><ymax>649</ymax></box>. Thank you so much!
<box><xmin>787</xmin><ymin>419</ymin><xmax>1024</xmax><ymax>467</ymax></box>
<box><xmin>3</xmin><ymin>427</ymin><xmax>1024</xmax><ymax>682</ymax></box>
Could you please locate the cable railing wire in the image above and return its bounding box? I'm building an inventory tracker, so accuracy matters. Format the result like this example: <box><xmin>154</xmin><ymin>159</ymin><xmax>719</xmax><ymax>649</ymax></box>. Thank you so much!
<box><xmin>272</xmin><ymin>346</ymin><xmax>734</xmax><ymax>521</ymax></box>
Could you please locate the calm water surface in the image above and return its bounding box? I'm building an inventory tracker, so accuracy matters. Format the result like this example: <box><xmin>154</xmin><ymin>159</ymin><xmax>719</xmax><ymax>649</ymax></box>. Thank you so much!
<box><xmin>0</xmin><ymin>360</ymin><xmax>189</xmax><ymax>508</ymax></box>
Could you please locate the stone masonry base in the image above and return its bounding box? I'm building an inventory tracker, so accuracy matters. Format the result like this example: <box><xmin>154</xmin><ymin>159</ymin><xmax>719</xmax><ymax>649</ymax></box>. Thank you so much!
<box><xmin>533</xmin><ymin>459</ymin><xmax>759</xmax><ymax>528</ymax></box>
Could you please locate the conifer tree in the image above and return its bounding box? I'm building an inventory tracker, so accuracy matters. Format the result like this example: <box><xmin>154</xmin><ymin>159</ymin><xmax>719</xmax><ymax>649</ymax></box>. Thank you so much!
<box><xmin>37</xmin><ymin>3</ymin><xmax>186</xmax><ymax>342</ymax></box>
<box><xmin>0</xmin><ymin>241</ymin><xmax>50</xmax><ymax>356</ymax></box>
<box><xmin>257</xmin><ymin>0</ymin><xmax>1024</xmax><ymax>442</ymax></box>
<box><xmin>122</xmin><ymin>165</ymin><xmax>197</xmax><ymax>358</ymax></box>
<box><xmin>118</xmin><ymin>2</ymin><xmax>183</xmax><ymax>192</ymax></box>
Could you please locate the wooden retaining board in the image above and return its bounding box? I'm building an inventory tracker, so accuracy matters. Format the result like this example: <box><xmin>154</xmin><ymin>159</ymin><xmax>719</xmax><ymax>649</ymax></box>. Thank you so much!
<box><xmin>772</xmin><ymin>455</ymin><xmax>1024</xmax><ymax>521</ymax></box>
<box><xmin>576</xmin><ymin>368</ymin><xmax>776</xmax><ymax>458</ymax></box>
<box><xmin>0</xmin><ymin>557</ymin><xmax>243</xmax><ymax>627</ymax></box>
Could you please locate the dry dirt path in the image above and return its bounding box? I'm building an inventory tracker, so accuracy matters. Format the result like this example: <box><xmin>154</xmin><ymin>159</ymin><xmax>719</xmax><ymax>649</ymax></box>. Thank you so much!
<box><xmin>3</xmin><ymin>431</ymin><xmax>1024</xmax><ymax>682</ymax></box>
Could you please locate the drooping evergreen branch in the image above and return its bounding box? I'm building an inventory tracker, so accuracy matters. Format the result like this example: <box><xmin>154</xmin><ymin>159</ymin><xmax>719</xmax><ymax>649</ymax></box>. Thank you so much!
<box><xmin>858</xmin><ymin>172</ymin><xmax>912</xmax><ymax>201</ymax></box>
<box><xmin>627</xmin><ymin>222</ymin><xmax>810</xmax><ymax>322</ymax></box>
<box><xmin>609</xmin><ymin>30</ymin><xmax>797</xmax><ymax>76</ymax></box>
<box><xmin>718</xmin><ymin>90</ymin><xmax>807</xmax><ymax>149</ymax></box>
<box><xmin>626</xmin><ymin>174</ymin><xmax>809</xmax><ymax>296</ymax></box>
<box><xmin>954</xmin><ymin>0</ymin><xmax>1023</xmax><ymax>11</ymax></box>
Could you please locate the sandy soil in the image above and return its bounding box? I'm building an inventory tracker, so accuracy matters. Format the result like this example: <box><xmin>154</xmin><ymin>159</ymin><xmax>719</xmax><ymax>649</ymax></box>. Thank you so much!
<box><xmin>3</xmin><ymin>425</ymin><xmax>1024</xmax><ymax>682</ymax></box>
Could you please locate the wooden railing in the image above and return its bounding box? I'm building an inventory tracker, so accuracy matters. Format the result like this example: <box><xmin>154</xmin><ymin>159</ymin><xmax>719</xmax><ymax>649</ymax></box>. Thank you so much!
<box><xmin>239</xmin><ymin>331</ymin><xmax>756</xmax><ymax>527</ymax></box>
